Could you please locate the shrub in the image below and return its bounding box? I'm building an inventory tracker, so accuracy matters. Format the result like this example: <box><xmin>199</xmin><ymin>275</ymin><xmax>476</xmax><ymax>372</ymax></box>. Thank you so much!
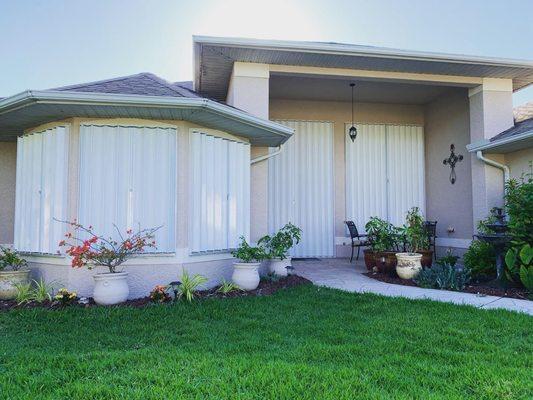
<box><xmin>402</xmin><ymin>207</ymin><xmax>430</xmax><ymax>252</ymax></box>
<box><xmin>436</xmin><ymin>249</ymin><xmax>459</xmax><ymax>267</ymax></box>
<box><xmin>463</xmin><ymin>240</ymin><xmax>496</xmax><ymax>278</ymax></box>
<box><xmin>54</xmin><ymin>288</ymin><xmax>78</xmax><ymax>306</ymax></box>
<box><xmin>415</xmin><ymin>263</ymin><xmax>470</xmax><ymax>291</ymax></box>
<box><xmin>365</xmin><ymin>217</ymin><xmax>400</xmax><ymax>252</ymax></box>
<box><xmin>149</xmin><ymin>285</ymin><xmax>171</xmax><ymax>303</ymax></box>
<box><xmin>505</xmin><ymin>244</ymin><xmax>533</xmax><ymax>296</ymax></box>
<box><xmin>258</xmin><ymin>223</ymin><xmax>302</xmax><ymax>260</ymax></box>
<box><xmin>0</xmin><ymin>247</ymin><xmax>27</xmax><ymax>271</ymax></box>
<box><xmin>231</xmin><ymin>236</ymin><xmax>268</xmax><ymax>263</ymax></box>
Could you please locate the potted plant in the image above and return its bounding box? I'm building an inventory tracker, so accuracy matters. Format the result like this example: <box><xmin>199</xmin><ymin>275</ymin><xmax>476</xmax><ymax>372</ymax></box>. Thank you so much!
<box><xmin>231</xmin><ymin>236</ymin><xmax>268</xmax><ymax>290</ymax></box>
<box><xmin>0</xmin><ymin>247</ymin><xmax>30</xmax><ymax>300</ymax></box>
<box><xmin>365</xmin><ymin>217</ymin><xmax>400</xmax><ymax>273</ymax></box>
<box><xmin>258</xmin><ymin>223</ymin><xmax>302</xmax><ymax>276</ymax></box>
<box><xmin>59</xmin><ymin>221</ymin><xmax>159</xmax><ymax>305</ymax></box>
<box><xmin>395</xmin><ymin>207</ymin><xmax>428</xmax><ymax>279</ymax></box>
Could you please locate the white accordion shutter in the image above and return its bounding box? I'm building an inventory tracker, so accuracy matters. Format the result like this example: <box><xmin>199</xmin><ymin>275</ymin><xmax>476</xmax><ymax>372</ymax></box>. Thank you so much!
<box><xmin>345</xmin><ymin>124</ymin><xmax>425</xmax><ymax>231</ymax></box>
<box><xmin>269</xmin><ymin>120</ymin><xmax>335</xmax><ymax>258</ymax></box>
<box><xmin>190</xmin><ymin>132</ymin><xmax>250</xmax><ymax>253</ymax></box>
<box><xmin>14</xmin><ymin>126</ymin><xmax>69</xmax><ymax>253</ymax></box>
<box><xmin>79</xmin><ymin>125</ymin><xmax>176</xmax><ymax>252</ymax></box>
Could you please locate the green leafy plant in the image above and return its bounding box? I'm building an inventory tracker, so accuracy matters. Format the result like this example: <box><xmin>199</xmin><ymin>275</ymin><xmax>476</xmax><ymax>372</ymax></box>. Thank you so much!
<box><xmin>32</xmin><ymin>279</ymin><xmax>53</xmax><ymax>303</ymax></box>
<box><xmin>463</xmin><ymin>240</ymin><xmax>496</xmax><ymax>278</ymax></box>
<box><xmin>505</xmin><ymin>244</ymin><xmax>533</xmax><ymax>295</ymax></box>
<box><xmin>172</xmin><ymin>272</ymin><xmax>208</xmax><ymax>302</ymax></box>
<box><xmin>0</xmin><ymin>247</ymin><xmax>27</xmax><ymax>271</ymax></box>
<box><xmin>217</xmin><ymin>280</ymin><xmax>242</xmax><ymax>294</ymax></box>
<box><xmin>415</xmin><ymin>263</ymin><xmax>470</xmax><ymax>291</ymax></box>
<box><xmin>505</xmin><ymin>172</ymin><xmax>533</xmax><ymax>248</ymax></box>
<box><xmin>258</xmin><ymin>223</ymin><xmax>302</xmax><ymax>260</ymax></box>
<box><xmin>14</xmin><ymin>283</ymin><xmax>33</xmax><ymax>305</ymax></box>
<box><xmin>401</xmin><ymin>207</ymin><xmax>430</xmax><ymax>253</ymax></box>
<box><xmin>231</xmin><ymin>236</ymin><xmax>268</xmax><ymax>263</ymax></box>
<box><xmin>149</xmin><ymin>285</ymin><xmax>172</xmax><ymax>303</ymax></box>
<box><xmin>365</xmin><ymin>217</ymin><xmax>399</xmax><ymax>252</ymax></box>
<box><xmin>54</xmin><ymin>288</ymin><xmax>78</xmax><ymax>306</ymax></box>
<box><xmin>436</xmin><ymin>249</ymin><xmax>460</xmax><ymax>267</ymax></box>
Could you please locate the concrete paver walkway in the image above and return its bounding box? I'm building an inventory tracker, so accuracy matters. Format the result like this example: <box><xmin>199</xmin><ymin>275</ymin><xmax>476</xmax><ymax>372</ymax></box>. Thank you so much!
<box><xmin>293</xmin><ymin>258</ymin><xmax>533</xmax><ymax>315</ymax></box>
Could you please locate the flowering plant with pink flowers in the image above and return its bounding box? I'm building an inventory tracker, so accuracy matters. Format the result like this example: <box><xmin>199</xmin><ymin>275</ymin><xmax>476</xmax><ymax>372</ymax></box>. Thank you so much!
<box><xmin>57</xmin><ymin>220</ymin><xmax>160</xmax><ymax>273</ymax></box>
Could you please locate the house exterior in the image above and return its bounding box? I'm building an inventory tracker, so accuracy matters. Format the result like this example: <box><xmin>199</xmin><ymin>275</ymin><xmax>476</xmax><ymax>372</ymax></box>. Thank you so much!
<box><xmin>0</xmin><ymin>36</ymin><xmax>532</xmax><ymax>298</ymax></box>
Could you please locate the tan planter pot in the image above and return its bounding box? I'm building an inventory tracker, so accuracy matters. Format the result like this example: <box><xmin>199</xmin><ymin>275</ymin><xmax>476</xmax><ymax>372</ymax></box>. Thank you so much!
<box><xmin>0</xmin><ymin>270</ymin><xmax>31</xmax><ymax>300</ymax></box>
<box><xmin>232</xmin><ymin>262</ymin><xmax>261</xmax><ymax>291</ymax></box>
<box><xmin>395</xmin><ymin>253</ymin><xmax>423</xmax><ymax>280</ymax></box>
<box><xmin>420</xmin><ymin>250</ymin><xmax>434</xmax><ymax>268</ymax></box>
<box><xmin>363</xmin><ymin>249</ymin><xmax>375</xmax><ymax>270</ymax></box>
<box><xmin>375</xmin><ymin>251</ymin><xmax>397</xmax><ymax>274</ymax></box>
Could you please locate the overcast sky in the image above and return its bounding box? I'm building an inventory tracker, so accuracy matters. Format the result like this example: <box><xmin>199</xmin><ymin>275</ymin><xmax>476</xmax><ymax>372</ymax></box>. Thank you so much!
<box><xmin>1</xmin><ymin>0</ymin><xmax>531</xmax><ymax>105</ymax></box>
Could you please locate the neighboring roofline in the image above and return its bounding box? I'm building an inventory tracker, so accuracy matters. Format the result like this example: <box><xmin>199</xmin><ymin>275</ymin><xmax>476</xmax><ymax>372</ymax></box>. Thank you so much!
<box><xmin>467</xmin><ymin>130</ymin><xmax>533</xmax><ymax>153</ymax></box>
<box><xmin>193</xmin><ymin>35</ymin><xmax>533</xmax><ymax>68</ymax></box>
<box><xmin>0</xmin><ymin>90</ymin><xmax>294</xmax><ymax>139</ymax></box>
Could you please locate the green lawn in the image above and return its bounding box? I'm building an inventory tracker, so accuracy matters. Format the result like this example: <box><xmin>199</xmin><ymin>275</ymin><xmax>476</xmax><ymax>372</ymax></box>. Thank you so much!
<box><xmin>0</xmin><ymin>285</ymin><xmax>531</xmax><ymax>400</ymax></box>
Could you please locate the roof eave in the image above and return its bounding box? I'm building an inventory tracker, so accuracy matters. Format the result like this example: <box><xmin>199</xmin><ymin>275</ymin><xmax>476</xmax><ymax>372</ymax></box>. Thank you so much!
<box><xmin>0</xmin><ymin>90</ymin><xmax>294</xmax><ymax>144</ymax></box>
<box><xmin>467</xmin><ymin>130</ymin><xmax>533</xmax><ymax>153</ymax></box>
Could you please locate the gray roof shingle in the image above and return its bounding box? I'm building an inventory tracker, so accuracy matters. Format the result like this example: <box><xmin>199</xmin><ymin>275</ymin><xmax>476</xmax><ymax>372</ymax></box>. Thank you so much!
<box><xmin>490</xmin><ymin>117</ymin><xmax>533</xmax><ymax>142</ymax></box>
<box><xmin>51</xmin><ymin>73</ymin><xmax>202</xmax><ymax>98</ymax></box>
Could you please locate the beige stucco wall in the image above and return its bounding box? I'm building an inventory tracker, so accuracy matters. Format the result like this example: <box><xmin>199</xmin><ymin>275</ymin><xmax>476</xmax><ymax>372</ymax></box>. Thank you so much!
<box><xmin>0</xmin><ymin>141</ymin><xmax>16</xmax><ymax>244</ymax></box>
<box><xmin>424</xmin><ymin>90</ymin><xmax>474</xmax><ymax>243</ymax></box>
<box><xmin>270</xmin><ymin>99</ymin><xmax>425</xmax><ymax>256</ymax></box>
<box><xmin>506</xmin><ymin>148</ymin><xmax>533</xmax><ymax>179</ymax></box>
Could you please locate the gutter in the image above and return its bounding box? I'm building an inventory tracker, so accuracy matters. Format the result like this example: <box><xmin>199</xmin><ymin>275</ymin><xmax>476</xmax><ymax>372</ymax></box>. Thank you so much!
<box><xmin>250</xmin><ymin>146</ymin><xmax>282</xmax><ymax>164</ymax></box>
<box><xmin>476</xmin><ymin>150</ymin><xmax>510</xmax><ymax>184</ymax></box>
<box><xmin>0</xmin><ymin>90</ymin><xmax>294</xmax><ymax>139</ymax></box>
<box><xmin>466</xmin><ymin>129</ymin><xmax>533</xmax><ymax>153</ymax></box>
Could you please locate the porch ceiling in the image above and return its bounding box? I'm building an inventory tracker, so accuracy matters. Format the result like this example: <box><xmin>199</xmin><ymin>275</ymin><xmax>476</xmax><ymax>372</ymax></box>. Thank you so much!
<box><xmin>270</xmin><ymin>75</ymin><xmax>464</xmax><ymax>105</ymax></box>
<box><xmin>194</xmin><ymin>36</ymin><xmax>533</xmax><ymax>101</ymax></box>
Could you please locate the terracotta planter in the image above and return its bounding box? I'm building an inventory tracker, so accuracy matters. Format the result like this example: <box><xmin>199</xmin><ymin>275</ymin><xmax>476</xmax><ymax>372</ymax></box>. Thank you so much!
<box><xmin>232</xmin><ymin>262</ymin><xmax>261</xmax><ymax>291</ymax></box>
<box><xmin>93</xmin><ymin>272</ymin><xmax>129</xmax><ymax>305</ymax></box>
<box><xmin>419</xmin><ymin>250</ymin><xmax>434</xmax><ymax>268</ymax></box>
<box><xmin>375</xmin><ymin>251</ymin><xmax>397</xmax><ymax>274</ymax></box>
<box><xmin>0</xmin><ymin>270</ymin><xmax>30</xmax><ymax>300</ymax></box>
<box><xmin>395</xmin><ymin>253</ymin><xmax>423</xmax><ymax>279</ymax></box>
<box><xmin>363</xmin><ymin>249</ymin><xmax>375</xmax><ymax>271</ymax></box>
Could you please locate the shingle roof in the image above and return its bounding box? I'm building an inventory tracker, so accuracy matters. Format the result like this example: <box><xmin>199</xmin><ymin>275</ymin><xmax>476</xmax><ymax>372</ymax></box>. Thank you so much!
<box><xmin>490</xmin><ymin>117</ymin><xmax>533</xmax><ymax>142</ymax></box>
<box><xmin>514</xmin><ymin>102</ymin><xmax>533</xmax><ymax>123</ymax></box>
<box><xmin>52</xmin><ymin>73</ymin><xmax>202</xmax><ymax>98</ymax></box>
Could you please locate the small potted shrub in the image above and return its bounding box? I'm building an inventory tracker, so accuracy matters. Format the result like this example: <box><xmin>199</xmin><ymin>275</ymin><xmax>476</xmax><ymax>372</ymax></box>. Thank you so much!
<box><xmin>59</xmin><ymin>221</ymin><xmax>159</xmax><ymax>305</ymax></box>
<box><xmin>231</xmin><ymin>236</ymin><xmax>268</xmax><ymax>290</ymax></box>
<box><xmin>0</xmin><ymin>247</ymin><xmax>30</xmax><ymax>300</ymax></box>
<box><xmin>258</xmin><ymin>223</ymin><xmax>302</xmax><ymax>276</ymax></box>
<box><xmin>365</xmin><ymin>217</ymin><xmax>399</xmax><ymax>273</ymax></box>
<box><xmin>395</xmin><ymin>207</ymin><xmax>428</xmax><ymax>279</ymax></box>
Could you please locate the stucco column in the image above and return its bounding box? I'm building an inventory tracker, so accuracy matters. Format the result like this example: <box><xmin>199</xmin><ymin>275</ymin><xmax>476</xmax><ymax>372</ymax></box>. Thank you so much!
<box><xmin>226</xmin><ymin>62</ymin><xmax>270</xmax><ymax>242</ymax></box>
<box><xmin>468</xmin><ymin>78</ymin><xmax>513</xmax><ymax>229</ymax></box>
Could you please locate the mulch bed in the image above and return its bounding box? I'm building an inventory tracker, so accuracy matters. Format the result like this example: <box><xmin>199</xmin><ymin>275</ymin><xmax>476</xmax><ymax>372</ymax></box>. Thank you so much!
<box><xmin>364</xmin><ymin>271</ymin><xmax>530</xmax><ymax>300</ymax></box>
<box><xmin>0</xmin><ymin>274</ymin><xmax>311</xmax><ymax>312</ymax></box>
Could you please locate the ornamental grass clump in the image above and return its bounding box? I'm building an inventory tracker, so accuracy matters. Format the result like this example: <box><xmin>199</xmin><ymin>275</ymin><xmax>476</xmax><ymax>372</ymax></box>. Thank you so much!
<box><xmin>57</xmin><ymin>220</ymin><xmax>160</xmax><ymax>273</ymax></box>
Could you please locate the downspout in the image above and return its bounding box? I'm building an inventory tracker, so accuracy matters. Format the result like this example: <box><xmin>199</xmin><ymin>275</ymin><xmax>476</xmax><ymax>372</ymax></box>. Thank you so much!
<box><xmin>250</xmin><ymin>146</ymin><xmax>282</xmax><ymax>164</ymax></box>
<box><xmin>476</xmin><ymin>150</ymin><xmax>510</xmax><ymax>185</ymax></box>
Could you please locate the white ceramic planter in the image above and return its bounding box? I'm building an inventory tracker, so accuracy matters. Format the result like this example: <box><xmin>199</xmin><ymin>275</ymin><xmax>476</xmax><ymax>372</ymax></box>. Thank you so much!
<box><xmin>0</xmin><ymin>270</ymin><xmax>30</xmax><ymax>300</ymax></box>
<box><xmin>395</xmin><ymin>253</ymin><xmax>423</xmax><ymax>279</ymax></box>
<box><xmin>232</xmin><ymin>262</ymin><xmax>261</xmax><ymax>291</ymax></box>
<box><xmin>269</xmin><ymin>258</ymin><xmax>290</xmax><ymax>276</ymax></box>
<box><xmin>93</xmin><ymin>272</ymin><xmax>129</xmax><ymax>305</ymax></box>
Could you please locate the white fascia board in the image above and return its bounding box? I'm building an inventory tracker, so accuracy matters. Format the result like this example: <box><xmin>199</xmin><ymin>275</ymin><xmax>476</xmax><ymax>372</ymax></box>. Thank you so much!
<box><xmin>193</xmin><ymin>36</ymin><xmax>533</xmax><ymax>68</ymax></box>
<box><xmin>0</xmin><ymin>90</ymin><xmax>294</xmax><ymax>138</ymax></box>
<box><xmin>467</xmin><ymin>130</ymin><xmax>533</xmax><ymax>152</ymax></box>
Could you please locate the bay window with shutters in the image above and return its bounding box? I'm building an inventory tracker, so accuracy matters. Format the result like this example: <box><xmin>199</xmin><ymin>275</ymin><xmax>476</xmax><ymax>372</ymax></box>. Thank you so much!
<box><xmin>189</xmin><ymin>131</ymin><xmax>250</xmax><ymax>253</ymax></box>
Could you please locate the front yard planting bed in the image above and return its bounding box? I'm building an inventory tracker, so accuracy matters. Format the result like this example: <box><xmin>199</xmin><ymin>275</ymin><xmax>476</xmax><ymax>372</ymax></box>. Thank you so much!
<box><xmin>365</xmin><ymin>271</ymin><xmax>530</xmax><ymax>300</ymax></box>
<box><xmin>0</xmin><ymin>274</ymin><xmax>310</xmax><ymax>311</ymax></box>
<box><xmin>1</xmin><ymin>284</ymin><xmax>532</xmax><ymax>399</ymax></box>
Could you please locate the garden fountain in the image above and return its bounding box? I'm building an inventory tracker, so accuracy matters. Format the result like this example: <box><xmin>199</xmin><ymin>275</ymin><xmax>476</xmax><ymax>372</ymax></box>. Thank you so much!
<box><xmin>474</xmin><ymin>207</ymin><xmax>512</xmax><ymax>280</ymax></box>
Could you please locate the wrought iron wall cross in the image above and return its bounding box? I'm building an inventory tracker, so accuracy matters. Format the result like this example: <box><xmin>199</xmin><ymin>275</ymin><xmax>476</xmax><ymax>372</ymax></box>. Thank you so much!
<box><xmin>443</xmin><ymin>144</ymin><xmax>463</xmax><ymax>184</ymax></box>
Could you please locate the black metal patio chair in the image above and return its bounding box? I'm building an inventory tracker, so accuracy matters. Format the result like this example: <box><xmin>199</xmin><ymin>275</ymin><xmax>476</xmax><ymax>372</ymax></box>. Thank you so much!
<box><xmin>423</xmin><ymin>221</ymin><xmax>438</xmax><ymax>260</ymax></box>
<box><xmin>345</xmin><ymin>220</ymin><xmax>370</xmax><ymax>263</ymax></box>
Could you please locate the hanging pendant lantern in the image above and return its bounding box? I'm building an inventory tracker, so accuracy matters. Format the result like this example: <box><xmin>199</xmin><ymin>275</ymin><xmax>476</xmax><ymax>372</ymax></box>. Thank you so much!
<box><xmin>349</xmin><ymin>83</ymin><xmax>357</xmax><ymax>142</ymax></box>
